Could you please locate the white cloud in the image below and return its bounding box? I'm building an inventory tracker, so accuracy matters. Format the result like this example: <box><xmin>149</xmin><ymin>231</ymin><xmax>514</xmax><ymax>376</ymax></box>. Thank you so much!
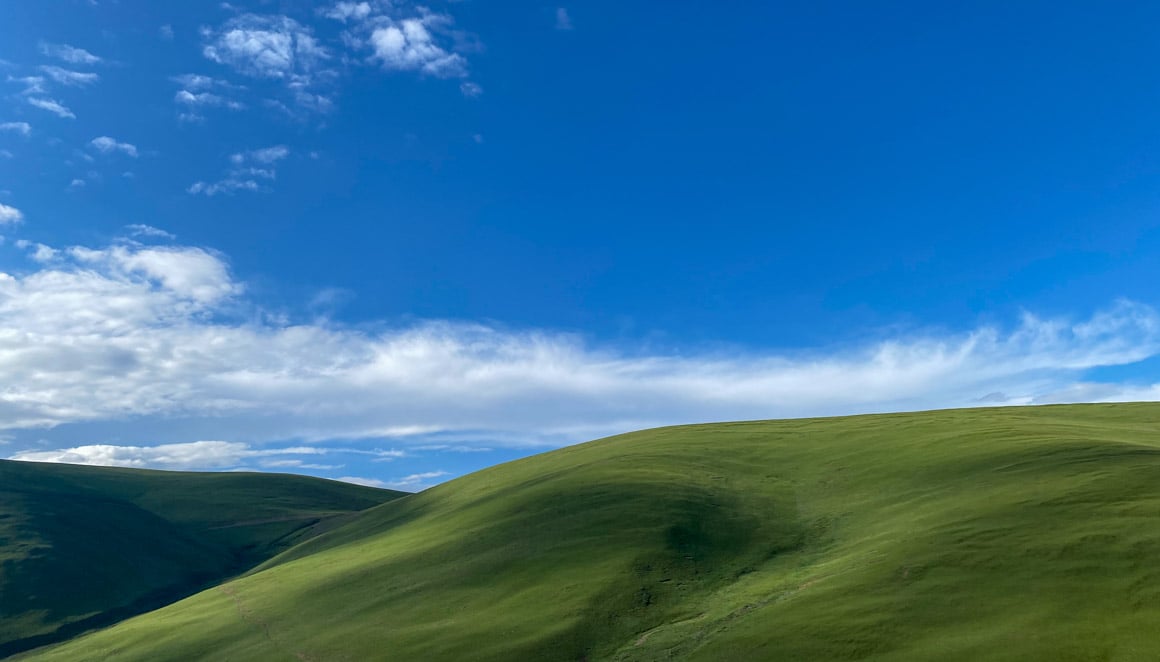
<box><xmin>338</xmin><ymin>471</ymin><xmax>448</xmax><ymax>490</ymax></box>
<box><xmin>91</xmin><ymin>136</ymin><xmax>138</xmax><ymax>157</ymax></box>
<box><xmin>190</xmin><ymin>146</ymin><xmax>289</xmax><ymax>195</ymax></box>
<box><xmin>160</xmin><ymin>24</ymin><xmax>175</xmax><ymax>40</ymax></box>
<box><xmin>174</xmin><ymin>90</ymin><xmax>243</xmax><ymax>109</ymax></box>
<box><xmin>15</xmin><ymin>239</ymin><xmax>59</xmax><ymax>262</ymax></box>
<box><xmin>171</xmin><ymin>74</ymin><xmax>240</xmax><ymax>91</ymax></box>
<box><xmin>201</xmin><ymin>14</ymin><xmax>336</xmax><ymax>115</ymax></box>
<box><xmin>234</xmin><ymin>145</ymin><xmax>288</xmax><ymax>164</ymax></box>
<box><xmin>0</xmin><ymin>240</ymin><xmax>1158</xmax><ymax>450</ymax></box>
<box><xmin>9</xmin><ymin>440</ymin><xmax>328</xmax><ymax>470</ymax></box>
<box><xmin>0</xmin><ymin>122</ymin><xmax>31</xmax><ymax>136</ymax></box>
<box><xmin>323</xmin><ymin>2</ymin><xmax>373</xmax><ymax>22</ymax></box>
<box><xmin>197</xmin><ymin>5</ymin><xmax>480</xmax><ymax>112</ymax></box>
<box><xmin>39</xmin><ymin>65</ymin><xmax>99</xmax><ymax>86</ymax></box>
<box><xmin>39</xmin><ymin>42</ymin><xmax>103</xmax><ymax>65</ymax></box>
<box><xmin>555</xmin><ymin>8</ymin><xmax>573</xmax><ymax>30</ymax></box>
<box><xmin>67</xmin><ymin>244</ymin><xmax>240</xmax><ymax>304</ymax></box>
<box><xmin>203</xmin><ymin>14</ymin><xmax>328</xmax><ymax>81</ymax></box>
<box><xmin>188</xmin><ymin>179</ymin><xmax>260</xmax><ymax>196</ymax></box>
<box><xmin>0</xmin><ymin>203</ymin><xmax>23</xmax><ymax>224</ymax></box>
<box><xmin>125</xmin><ymin>224</ymin><xmax>176</xmax><ymax>240</ymax></box>
<box><xmin>8</xmin><ymin>75</ymin><xmax>47</xmax><ymax>95</ymax></box>
<box><xmin>27</xmin><ymin>97</ymin><xmax>75</xmax><ymax>119</ymax></box>
<box><xmin>171</xmin><ymin>75</ymin><xmax>246</xmax><ymax>121</ymax></box>
<box><xmin>368</xmin><ymin>17</ymin><xmax>467</xmax><ymax>78</ymax></box>
<box><xmin>337</xmin><ymin>475</ymin><xmax>387</xmax><ymax>488</ymax></box>
<box><xmin>459</xmin><ymin>81</ymin><xmax>482</xmax><ymax>98</ymax></box>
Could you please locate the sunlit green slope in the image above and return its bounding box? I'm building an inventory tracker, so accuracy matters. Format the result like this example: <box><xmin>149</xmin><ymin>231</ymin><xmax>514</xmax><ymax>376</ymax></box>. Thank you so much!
<box><xmin>22</xmin><ymin>403</ymin><xmax>1160</xmax><ymax>661</ymax></box>
<box><xmin>0</xmin><ymin>460</ymin><xmax>401</xmax><ymax>657</ymax></box>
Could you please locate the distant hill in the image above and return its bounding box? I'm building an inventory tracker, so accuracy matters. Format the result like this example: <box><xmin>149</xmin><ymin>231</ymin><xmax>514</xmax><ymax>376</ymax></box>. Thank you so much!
<box><xmin>0</xmin><ymin>460</ymin><xmax>402</xmax><ymax>657</ymax></box>
<box><xmin>15</xmin><ymin>403</ymin><xmax>1160</xmax><ymax>660</ymax></box>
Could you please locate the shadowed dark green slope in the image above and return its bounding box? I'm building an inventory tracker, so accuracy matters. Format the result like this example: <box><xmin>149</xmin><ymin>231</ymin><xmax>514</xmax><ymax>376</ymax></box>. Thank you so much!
<box><xmin>0</xmin><ymin>460</ymin><xmax>403</xmax><ymax>657</ymax></box>
<box><xmin>21</xmin><ymin>403</ymin><xmax>1160</xmax><ymax>661</ymax></box>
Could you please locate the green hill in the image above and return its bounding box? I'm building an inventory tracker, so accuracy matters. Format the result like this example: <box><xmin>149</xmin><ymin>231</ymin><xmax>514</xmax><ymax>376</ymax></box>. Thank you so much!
<box><xmin>0</xmin><ymin>460</ymin><xmax>402</xmax><ymax>657</ymax></box>
<box><xmin>16</xmin><ymin>403</ymin><xmax>1160</xmax><ymax>660</ymax></box>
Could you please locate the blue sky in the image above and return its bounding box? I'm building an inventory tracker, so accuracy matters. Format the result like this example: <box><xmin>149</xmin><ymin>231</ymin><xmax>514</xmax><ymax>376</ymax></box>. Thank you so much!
<box><xmin>3</xmin><ymin>1</ymin><xmax>1160</xmax><ymax>490</ymax></box>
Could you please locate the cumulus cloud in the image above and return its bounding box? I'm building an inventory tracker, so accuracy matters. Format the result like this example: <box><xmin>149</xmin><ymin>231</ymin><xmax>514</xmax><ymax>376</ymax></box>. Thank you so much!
<box><xmin>91</xmin><ymin>136</ymin><xmax>138</xmax><ymax>157</ymax></box>
<box><xmin>201</xmin><ymin>14</ymin><xmax>336</xmax><ymax>114</ymax></box>
<box><xmin>203</xmin><ymin>14</ymin><xmax>328</xmax><ymax>81</ymax></box>
<box><xmin>323</xmin><ymin>2</ymin><xmax>373</xmax><ymax>22</ymax></box>
<box><xmin>0</xmin><ymin>240</ymin><xmax>1159</xmax><ymax>450</ymax></box>
<box><xmin>0</xmin><ymin>203</ymin><xmax>23</xmax><ymax>224</ymax></box>
<box><xmin>39</xmin><ymin>65</ymin><xmax>99</xmax><ymax>86</ymax></box>
<box><xmin>321</xmin><ymin>2</ymin><xmax>478</xmax><ymax>85</ymax></box>
<box><xmin>0</xmin><ymin>121</ymin><xmax>31</xmax><ymax>136</ymax></box>
<box><xmin>27</xmin><ymin>97</ymin><xmax>75</xmax><ymax>119</ymax></box>
<box><xmin>15</xmin><ymin>239</ymin><xmax>59</xmax><ymax>262</ymax></box>
<box><xmin>189</xmin><ymin>145</ymin><xmax>289</xmax><ymax>195</ymax></box>
<box><xmin>39</xmin><ymin>42</ymin><xmax>103</xmax><ymax>65</ymax></box>
<box><xmin>368</xmin><ymin>16</ymin><xmax>467</xmax><ymax>77</ymax></box>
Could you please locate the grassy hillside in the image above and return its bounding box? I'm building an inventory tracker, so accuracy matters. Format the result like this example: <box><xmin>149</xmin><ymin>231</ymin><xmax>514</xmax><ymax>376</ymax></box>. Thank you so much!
<box><xmin>0</xmin><ymin>460</ymin><xmax>402</xmax><ymax>657</ymax></box>
<box><xmin>19</xmin><ymin>403</ymin><xmax>1160</xmax><ymax>661</ymax></box>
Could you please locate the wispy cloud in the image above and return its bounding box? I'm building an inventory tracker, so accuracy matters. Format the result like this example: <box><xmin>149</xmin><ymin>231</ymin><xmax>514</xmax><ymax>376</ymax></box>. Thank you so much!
<box><xmin>9</xmin><ymin>440</ymin><xmax>331</xmax><ymax>470</ymax></box>
<box><xmin>27</xmin><ymin>97</ymin><xmax>75</xmax><ymax>119</ymax></box>
<box><xmin>338</xmin><ymin>471</ymin><xmax>448</xmax><ymax>491</ymax></box>
<box><xmin>39</xmin><ymin>42</ymin><xmax>103</xmax><ymax>65</ymax></box>
<box><xmin>175</xmin><ymin>90</ymin><xmax>244</xmax><ymax>109</ymax></box>
<box><xmin>171</xmin><ymin>74</ymin><xmax>241</xmax><ymax>91</ymax></box>
<box><xmin>189</xmin><ymin>145</ymin><xmax>288</xmax><ymax>195</ymax></box>
<box><xmin>39</xmin><ymin>65</ymin><xmax>99</xmax><ymax>86</ymax></box>
<box><xmin>0</xmin><ymin>240</ymin><xmax>1158</xmax><ymax>450</ymax></box>
<box><xmin>459</xmin><ymin>81</ymin><xmax>482</xmax><ymax>98</ymax></box>
<box><xmin>7</xmin><ymin>75</ymin><xmax>46</xmax><ymax>96</ymax></box>
<box><xmin>0</xmin><ymin>121</ymin><xmax>31</xmax><ymax>136</ymax></box>
<box><xmin>555</xmin><ymin>8</ymin><xmax>573</xmax><ymax>30</ymax></box>
<box><xmin>125</xmin><ymin>224</ymin><xmax>176</xmax><ymax>240</ymax></box>
<box><xmin>0</xmin><ymin>203</ymin><xmax>23</xmax><ymax>224</ymax></box>
<box><xmin>91</xmin><ymin>136</ymin><xmax>138</xmax><ymax>157</ymax></box>
<box><xmin>170</xmin><ymin>74</ymin><xmax>246</xmax><ymax>121</ymax></box>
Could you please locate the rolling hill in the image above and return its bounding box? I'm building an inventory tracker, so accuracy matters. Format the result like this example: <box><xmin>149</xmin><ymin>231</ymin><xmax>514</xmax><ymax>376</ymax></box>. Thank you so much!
<box><xmin>13</xmin><ymin>403</ymin><xmax>1160</xmax><ymax>660</ymax></box>
<box><xmin>0</xmin><ymin>461</ymin><xmax>402</xmax><ymax>658</ymax></box>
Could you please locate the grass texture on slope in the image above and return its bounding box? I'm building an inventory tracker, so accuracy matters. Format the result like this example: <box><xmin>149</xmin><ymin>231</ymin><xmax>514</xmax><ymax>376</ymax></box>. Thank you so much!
<box><xmin>0</xmin><ymin>461</ymin><xmax>402</xmax><ymax>657</ymax></box>
<box><xmin>20</xmin><ymin>403</ymin><xmax>1160</xmax><ymax>661</ymax></box>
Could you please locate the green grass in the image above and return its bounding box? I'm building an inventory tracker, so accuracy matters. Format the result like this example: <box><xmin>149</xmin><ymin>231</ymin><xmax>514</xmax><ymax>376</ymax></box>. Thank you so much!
<box><xmin>16</xmin><ymin>403</ymin><xmax>1160</xmax><ymax>660</ymax></box>
<box><xmin>0</xmin><ymin>460</ymin><xmax>402</xmax><ymax>657</ymax></box>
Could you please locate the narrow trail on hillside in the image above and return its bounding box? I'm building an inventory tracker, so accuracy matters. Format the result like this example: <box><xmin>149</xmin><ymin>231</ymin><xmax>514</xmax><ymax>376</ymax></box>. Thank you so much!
<box><xmin>219</xmin><ymin>585</ymin><xmax>319</xmax><ymax>662</ymax></box>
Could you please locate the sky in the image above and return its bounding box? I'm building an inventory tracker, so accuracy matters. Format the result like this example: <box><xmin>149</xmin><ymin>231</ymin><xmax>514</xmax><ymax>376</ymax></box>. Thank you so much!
<box><xmin>3</xmin><ymin>1</ymin><xmax>1160</xmax><ymax>490</ymax></box>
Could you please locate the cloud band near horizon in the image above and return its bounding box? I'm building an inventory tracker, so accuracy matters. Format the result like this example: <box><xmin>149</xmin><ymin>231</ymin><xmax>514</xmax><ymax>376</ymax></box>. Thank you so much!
<box><xmin>3</xmin><ymin>236</ymin><xmax>1160</xmax><ymax>469</ymax></box>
